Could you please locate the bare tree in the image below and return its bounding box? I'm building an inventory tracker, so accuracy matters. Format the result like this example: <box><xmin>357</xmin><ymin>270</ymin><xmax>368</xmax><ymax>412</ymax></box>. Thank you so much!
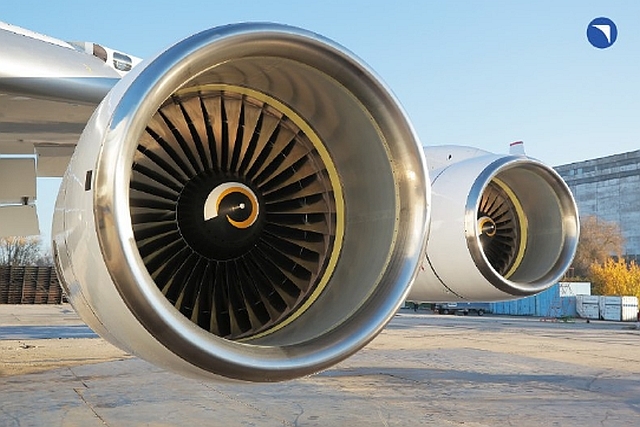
<box><xmin>570</xmin><ymin>215</ymin><xmax>625</xmax><ymax>278</ymax></box>
<box><xmin>35</xmin><ymin>251</ymin><xmax>54</xmax><ymax>266</ymax></box>
<box><xmin>0</xmin><ymin>236</ymin><xmax>44</xmax><ymax>266</ymax></box>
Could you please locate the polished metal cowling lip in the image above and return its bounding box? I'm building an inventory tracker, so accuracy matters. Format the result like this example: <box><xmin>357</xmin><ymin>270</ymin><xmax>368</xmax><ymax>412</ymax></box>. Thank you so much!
<box><xmin>465</xmin><ymin>156</ymin><xmax>579</xmax><ymax>296</ymax></box>
<box><xmin>92</xmin><ymin>23</ymin><xmax>429</xmax><ymax>381</ymax></box>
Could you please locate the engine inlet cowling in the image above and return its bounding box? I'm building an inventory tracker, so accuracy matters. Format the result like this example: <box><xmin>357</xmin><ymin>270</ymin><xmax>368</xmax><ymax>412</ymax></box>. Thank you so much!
<box><xmin>407</xmin><ymin>147</ymin><xmax>578</xmax><ymax>303</ymax></box>
<box><xmin>53</xmin><ymin>23</ymin><xmax>429</xmax><ymax>382</ymax></box>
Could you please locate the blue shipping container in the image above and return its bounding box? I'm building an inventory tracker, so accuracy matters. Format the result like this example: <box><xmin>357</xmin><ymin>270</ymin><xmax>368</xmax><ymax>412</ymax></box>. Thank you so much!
<box><xmin>489</xmin><ymin>284</ymin><xmax>578</xmax><ymax>318</ymax></box>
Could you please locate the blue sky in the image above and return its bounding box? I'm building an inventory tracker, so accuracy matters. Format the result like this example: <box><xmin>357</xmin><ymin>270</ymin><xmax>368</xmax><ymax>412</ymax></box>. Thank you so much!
<box><xmin>3</xmin><ymin>1</ymin><xmax>640</xmax><ymax>246</ymax></box>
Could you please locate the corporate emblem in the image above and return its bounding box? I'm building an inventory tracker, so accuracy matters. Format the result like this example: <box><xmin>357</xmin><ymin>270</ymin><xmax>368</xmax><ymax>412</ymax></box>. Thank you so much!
<box><xmin>587</xmin><ymin>17</ymin><xmax>617</xmax><ymax>49</ymax></box>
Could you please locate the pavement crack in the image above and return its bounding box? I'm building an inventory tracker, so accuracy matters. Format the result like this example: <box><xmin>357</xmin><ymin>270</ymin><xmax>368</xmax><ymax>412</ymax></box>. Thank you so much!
<box><xmin>292</xmin><ymin>403</ymin><xmax>304</xmax><ymax>427</ymax></box>
<box><xmin>586</xmin><ymin>371</ymin><xmax>605</xmax><ymax>392</ymax></box>
<box><xmin>73</xmin><ymin>387</ymin><xmax>109</xmax><ymax>426</ymax></box>
<box><xmin>0</xmin><ymin>407</ymin><xmax>22</xmax><ymax>427</ymax></box>
<box><xmin>68</xmin><ymin>366</ymin><xmax>90</xmax><ymax>388</ymax></box>
<box><xmin>377</xmin><ymin>408</ymin><xmax>390</xmax><ymax>426</ymax></box>
<box><xmin>68</xmin><ymin>365</ymin><xmax>108</xmax><ymax>424</ymax></box>
<box><xmin>203</xmin><ymin>385</ymin><xmax>297</xmax><ymax>426</ymax></box>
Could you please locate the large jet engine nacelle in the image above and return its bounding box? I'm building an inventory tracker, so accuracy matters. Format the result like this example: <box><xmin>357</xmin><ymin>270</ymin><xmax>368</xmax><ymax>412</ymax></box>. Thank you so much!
<box><xmin>52</xmin><ymin>24</ymin><xmax>429</xmax><ymax>382</ymax></box>
<box><xmin>408</xmin><ymin>146</ymin><xmax>578</xmax><ymax>302</ymax></box>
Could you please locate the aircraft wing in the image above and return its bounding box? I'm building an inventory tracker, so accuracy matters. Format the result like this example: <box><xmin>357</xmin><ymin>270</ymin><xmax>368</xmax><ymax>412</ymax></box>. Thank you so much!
<box><xmin>0</xmin><ymin>22</ymin><xmax>126</xmax><ymax>236</ymax></box>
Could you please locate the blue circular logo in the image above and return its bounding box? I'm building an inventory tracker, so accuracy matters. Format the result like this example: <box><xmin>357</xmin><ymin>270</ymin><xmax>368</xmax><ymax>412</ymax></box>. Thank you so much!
<box><xmin>587</xmin><ymin>17</ymin><xmax>617</xmax><ymax>49</ymax></box>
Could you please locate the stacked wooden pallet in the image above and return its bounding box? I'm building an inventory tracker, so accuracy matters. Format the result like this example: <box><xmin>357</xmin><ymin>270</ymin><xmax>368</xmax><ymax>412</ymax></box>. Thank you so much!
<box><xmin>0</xmin><ymin>266</ymin><xmax>63</xmax><ymax>304</ymax></box>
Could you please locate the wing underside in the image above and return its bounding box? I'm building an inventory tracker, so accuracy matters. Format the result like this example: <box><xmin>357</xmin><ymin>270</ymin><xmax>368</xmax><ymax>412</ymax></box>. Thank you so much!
<box><xmin>0</xmin><ymin>22</ymin><xmax>122</xmax><ymax>236</ymax></box>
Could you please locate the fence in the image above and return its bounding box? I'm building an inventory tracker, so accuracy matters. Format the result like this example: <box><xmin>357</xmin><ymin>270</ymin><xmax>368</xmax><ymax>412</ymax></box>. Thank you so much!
<box><xmin>0</xmin><ymin>266</ymin><xmax>64</xmax><ymax>304</ymax></box>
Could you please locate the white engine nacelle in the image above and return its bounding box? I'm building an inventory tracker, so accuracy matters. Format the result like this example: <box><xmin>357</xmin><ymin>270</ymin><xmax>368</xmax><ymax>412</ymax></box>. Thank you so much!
<box><xmin>408</xmin><ymin>146</ymin><xmax>579</xmax><ymax>302</ymax></box>
<box><xmin>52</xmin><ymin>23</ymin><xmax>429</xmax><ymax>382</ymax></box>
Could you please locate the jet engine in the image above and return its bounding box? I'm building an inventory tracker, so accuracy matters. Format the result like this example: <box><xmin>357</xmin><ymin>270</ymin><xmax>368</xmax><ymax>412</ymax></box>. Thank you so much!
<box><xmin>408</xmin><ymin>146</ymin><xmax>579</xmax><ymax>302</ymax></box>
<box><xmin>52</xmin><ymin>24</ymin><xmax>429</xmax><ymax>382</ymax></box>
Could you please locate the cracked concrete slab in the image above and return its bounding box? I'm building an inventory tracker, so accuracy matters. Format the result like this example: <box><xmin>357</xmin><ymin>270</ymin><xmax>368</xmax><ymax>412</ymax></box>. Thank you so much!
<box><xmin>0</xmin><ymin>306</ymin><xmax>639</xmax><ymax>426</ymax></box>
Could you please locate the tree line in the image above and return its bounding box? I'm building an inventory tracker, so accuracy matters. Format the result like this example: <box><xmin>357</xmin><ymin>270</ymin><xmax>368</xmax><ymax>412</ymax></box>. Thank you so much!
<box><xmin>1</xmin><ymin>215</ymin><xmax>639</xmax><ymax>299</ymax></box>
<box><xmin>569</xmin><ymin>215</ymin><xmax>640</xmax><ymax>301</ymax></box>
<box><xmin>0</xmin><ymin>236</ymin><xmax>53</xmax><ymax>266</ymax></box>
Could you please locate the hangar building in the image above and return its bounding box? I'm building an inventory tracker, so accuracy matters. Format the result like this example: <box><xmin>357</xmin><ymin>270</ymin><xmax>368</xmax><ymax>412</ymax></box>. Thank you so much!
<box><xmin>555</xmin><ymin>150</ymin><xmax>640</xmax><ymax>259</ymax></box>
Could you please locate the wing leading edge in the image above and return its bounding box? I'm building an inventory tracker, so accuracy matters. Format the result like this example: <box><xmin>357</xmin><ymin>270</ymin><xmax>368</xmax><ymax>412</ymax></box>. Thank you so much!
<box><xmin>0</xmin><ymin>22</ymin><xmax>135</xmax><ymax>236</ymax></box>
